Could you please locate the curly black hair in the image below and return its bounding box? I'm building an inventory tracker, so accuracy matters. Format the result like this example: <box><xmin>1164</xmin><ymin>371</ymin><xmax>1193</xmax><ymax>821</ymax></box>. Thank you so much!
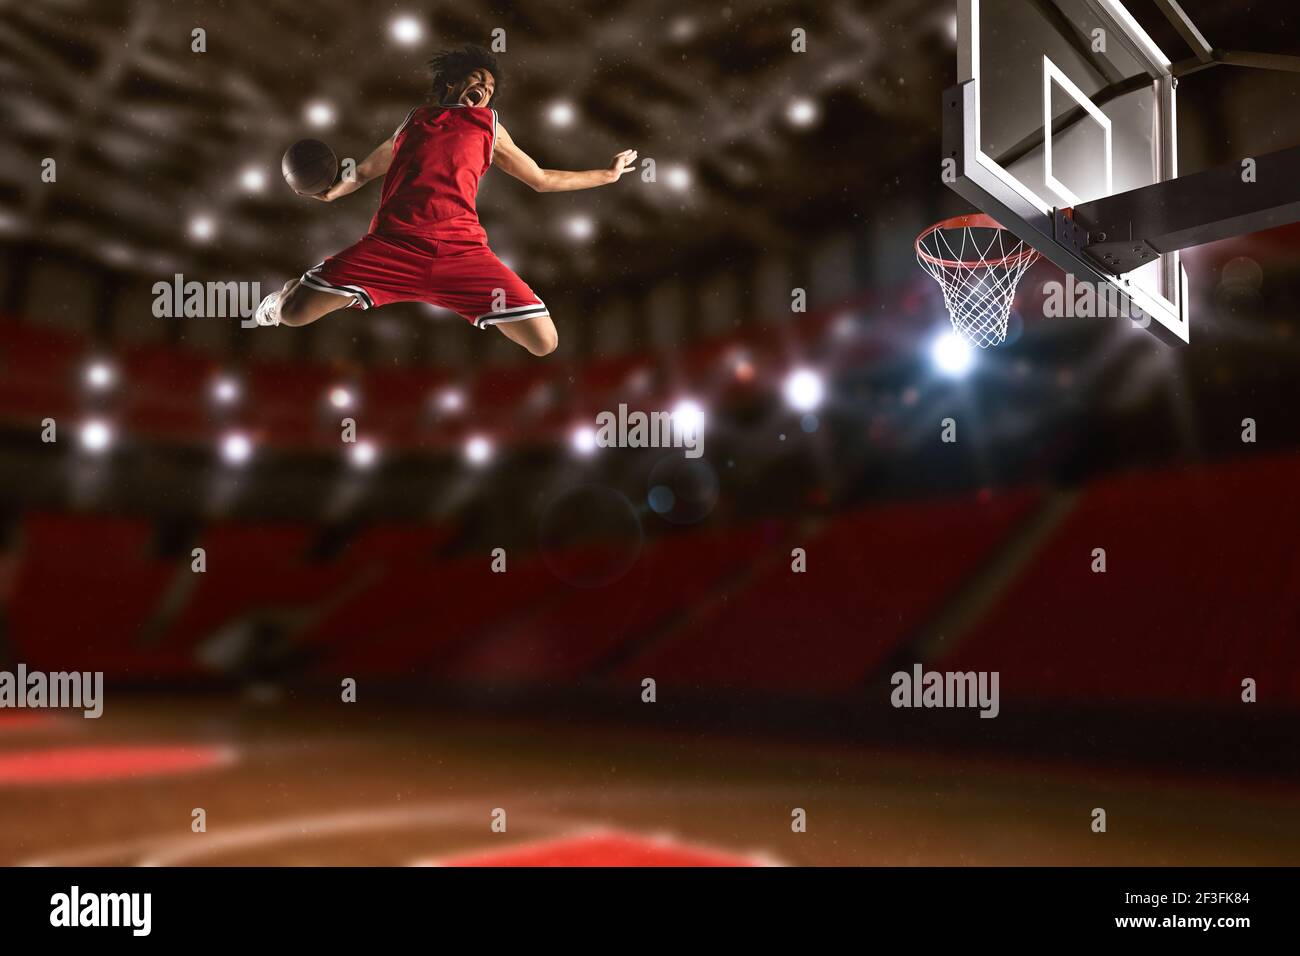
<box><xmin>427</xmin><ymin>44</ymin><xmax>502</xmax><ymax>104</ymax></box>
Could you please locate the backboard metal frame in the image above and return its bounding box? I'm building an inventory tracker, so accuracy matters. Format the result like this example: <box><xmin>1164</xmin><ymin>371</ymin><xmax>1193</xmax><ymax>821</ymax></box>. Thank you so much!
<box><xmin>949</xmin><ymin>0</ymin><xmax>1190</xmax><ymax>345</ymax></box>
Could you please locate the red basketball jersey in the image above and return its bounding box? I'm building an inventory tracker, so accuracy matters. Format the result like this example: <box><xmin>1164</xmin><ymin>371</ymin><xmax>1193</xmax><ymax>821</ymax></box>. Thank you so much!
<box><xmin>368</xmin><ymin>104</ymin><xmax>497</xmax><ymax>245</ymax></box>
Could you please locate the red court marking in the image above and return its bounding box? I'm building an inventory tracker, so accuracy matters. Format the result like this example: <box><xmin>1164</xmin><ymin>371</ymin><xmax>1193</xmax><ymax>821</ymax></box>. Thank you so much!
<box><xmin>425</xmin><ymin>830</ymin><xmax>770</xmax><ymax>867</ymax></box>
<box><xmin>0</xmin><ymin>745</ymin><xmax>235</xmax><ymax>785</ymax></box>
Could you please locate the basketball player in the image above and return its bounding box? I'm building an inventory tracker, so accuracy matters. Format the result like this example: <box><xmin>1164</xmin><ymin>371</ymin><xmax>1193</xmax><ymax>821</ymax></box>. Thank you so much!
<box><xmin>254</xmin><ymin>45</ymin><xmax>636</xmax><ymax>357</ymax></box>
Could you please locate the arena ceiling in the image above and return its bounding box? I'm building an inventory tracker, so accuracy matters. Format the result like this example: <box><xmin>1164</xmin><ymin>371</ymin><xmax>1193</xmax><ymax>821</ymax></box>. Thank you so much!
<box><xmin>1</xmin><ymin>1</ymin><xmax>1295</xmax><ymax>299</ymax></box>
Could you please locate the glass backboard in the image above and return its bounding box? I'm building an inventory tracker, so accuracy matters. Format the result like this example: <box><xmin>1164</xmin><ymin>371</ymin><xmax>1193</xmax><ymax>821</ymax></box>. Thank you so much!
<box><xmin>954</xmin><ymin>0</ymin><xmax>1189</xmax><ymax>342</ymax></box>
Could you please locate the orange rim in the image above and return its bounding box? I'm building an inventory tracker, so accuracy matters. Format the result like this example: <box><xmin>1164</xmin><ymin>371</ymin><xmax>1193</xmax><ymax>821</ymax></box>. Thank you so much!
<box><xmin>915</xmin><ymin>213</ymin><xmax>1040</xmax><ymax>269</ymax></box>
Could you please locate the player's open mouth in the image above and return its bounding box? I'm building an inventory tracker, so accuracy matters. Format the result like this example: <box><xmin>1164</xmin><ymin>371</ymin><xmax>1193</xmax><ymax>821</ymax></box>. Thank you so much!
<box><xmin>463</xmin><ymin>87</ymin><xmax>486</xmax><ymax>106</ymax></box>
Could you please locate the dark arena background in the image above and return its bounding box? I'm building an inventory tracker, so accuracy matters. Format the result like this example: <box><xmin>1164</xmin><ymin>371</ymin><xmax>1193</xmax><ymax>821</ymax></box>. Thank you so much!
<box><xmin>0</xmin><ymin>0</ymin><xmax>1298</xmax><ymax>900</ymax></box>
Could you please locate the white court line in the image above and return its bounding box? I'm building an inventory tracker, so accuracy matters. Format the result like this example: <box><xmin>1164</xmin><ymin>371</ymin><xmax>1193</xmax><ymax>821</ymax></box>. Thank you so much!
<box><xmin>21</xmin><ymin>784</ymin><xmax>797</xmax><ymax>867</ymax></box>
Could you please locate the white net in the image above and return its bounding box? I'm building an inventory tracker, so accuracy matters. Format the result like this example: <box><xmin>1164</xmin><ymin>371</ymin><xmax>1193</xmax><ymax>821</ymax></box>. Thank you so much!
<box><xmin>916</xmin><ymin>218</ymin><xmax>1039</xmax><ymax>349</ymax></box>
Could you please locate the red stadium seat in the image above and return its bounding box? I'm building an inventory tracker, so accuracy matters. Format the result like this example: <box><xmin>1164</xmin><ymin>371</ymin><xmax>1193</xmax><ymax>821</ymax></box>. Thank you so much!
<box><xmin>937</xmin><ymin>455</ymin><xmax>1300</xmax><ymax>707</ymax></box>
<box><xmin>8</xmin><ymin>513</ymin><xmax>192</xmax><ymax>676</ymax></box>
<box><xmin>618</xmin><ymin>491</ymin><xmax>1040</xmax><ymax>695</ymax></box>
<box><xmin>121</xmin><ymin>344</ymin><xmax>215</xmax><ymax>443</ymax></box>
<box><xmin>244</xmin><ymin>360</ymin><xmax>342</xmax><ymax>451</ymax></box>
<box><xmin>163</xmin><ymin>522</ymin><xmax>347</xmax><ymax>649</ymax></box>
<box><xmin>0</xmin><ymin>322</ymin><xmax>83</xmax><ymax>425</ymax></box>
<box><xmin>304</xmin><ymin>548</ymin><xmax>556</xmax><ymax>677</ymax></box>
<box><xmin>443</xmin><ymin>525</ymin><xmax>780</xmax><ymax>684</ymax></box>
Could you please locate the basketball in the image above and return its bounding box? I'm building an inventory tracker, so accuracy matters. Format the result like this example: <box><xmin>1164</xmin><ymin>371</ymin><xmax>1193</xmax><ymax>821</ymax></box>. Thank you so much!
<box><xmin>281</xmin><ymin>138</ymin><xmax>338</xmax><ymax>196</ymax></box>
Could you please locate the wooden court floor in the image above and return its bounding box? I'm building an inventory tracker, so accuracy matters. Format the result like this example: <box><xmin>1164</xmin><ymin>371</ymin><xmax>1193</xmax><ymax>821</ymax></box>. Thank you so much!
<box><xmin>2</xmin><ymin>698</ymin><xmax>1298</xmax><ymax>866</ymax></box>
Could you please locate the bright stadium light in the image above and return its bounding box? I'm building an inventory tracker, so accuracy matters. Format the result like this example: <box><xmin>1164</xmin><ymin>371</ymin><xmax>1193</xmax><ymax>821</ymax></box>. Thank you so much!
<box><xmin>571</xmin><ymin>425</ymin><xmax>597</xmax><ymax>456</ymax></box>
<box><xmin>390</xmin><ymin>15</ymin><xmax>423</xmax><ymax>45</ymax></box>
<box><xmin>786</xmin><ymin>97</ymin><xmax>819</xmax><ymax>128</ymax></box>
<box><xmin>240</xmin><ymin>167</ymin><xmax>267</xmax><ymax>193</ymax></box>
<box><xmin>350</xmin><ymin>440</ymin><xmax>378</xmax><ymax>469</ymax></box>
<box><xmin>565</xmin><ymin>215</ymin><xmax>594</xmax><ymax>241</ymax></box>
<box><xmin>305</xmin><ymin>100</ymin><xmax>336</xmax><ymax>128</ymax></box>
<box><xmin>221</xmin><ymin>432</ymin><xmax>253</xmax><ymax>465</ymax></box>
<box><xmin>547</xmin><ymin>100</ymin><xmax>576</xmax><ymax>128</ymax></box>
<box><xmin>85</xmin><ymin>361</ymin><xmax>115</xmax><ymax>390</ymax></box>
<box><xmin>328</xmin><ymin>386</ymin><xmax>353</xmax><ymax>409</ymax></box>
<box><xmin>80</xmin><ymin>420</ymin><xmax>112</xmax><ymax>454</ymax></box>
<box><xmin>931</xmin><ymin>331</ymin><xmax>976</xmax><ymax>377</ymax></box>
<box><xmin>212</xmin><ymin>376</ymin><xmax>240</xmax><ymax>404</ymax></box>
<box><xmin>465</xmin><ymin>434</ymin><xmax>493</xmax><ymax>466</ymax></box>
<box><xmin>671</xmin><ymin>399</ymin><xmax>706</xmax><ymax>436</ymax></box>
<box><xmin>783</xmin><ymin>368</ymin><xmax>825</xmax><ymax>412</ymax></box>
<box><xmin>664</xmin><ymin>164</ymin><xmax>692</xmax><ymax>192</ymax></box>
<box><xmin>188</xmin><ymin>215</ymin><xmax>216</xmax><ymax>243</ymax></box>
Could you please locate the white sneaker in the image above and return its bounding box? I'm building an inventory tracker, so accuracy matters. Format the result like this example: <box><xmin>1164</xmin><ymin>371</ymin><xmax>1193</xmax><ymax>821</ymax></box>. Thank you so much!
<box><xmin>253</xmin><ymin>291</ymin><xmax>281</xmax><ymax>327</ymax></box>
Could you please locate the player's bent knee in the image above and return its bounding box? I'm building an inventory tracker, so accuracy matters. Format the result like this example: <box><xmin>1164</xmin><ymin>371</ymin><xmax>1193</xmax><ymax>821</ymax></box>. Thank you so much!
<box><xmin>493</xmin><ymin>314</ymin><xmax>557</xmax><ymax>356</ymax></box>
<box><xmin>530</xmin><ymin>328</ymin><xmax>559</xmax><ymax>356</ymax></box>
<box><xmin>525</xmin><ymin>318</ymin><xmax>558</xmax><ymax>356</ymax></box>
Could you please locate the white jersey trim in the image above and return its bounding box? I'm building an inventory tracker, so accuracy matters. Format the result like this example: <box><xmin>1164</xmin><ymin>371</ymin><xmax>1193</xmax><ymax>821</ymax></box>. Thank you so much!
<box><xmin>394</xmin><ymin>107</ymin><xmax>419</xmax><ymax>139</ymax></box>
<box><xmin>301</xmin><ymin>265</ymin><xmax>374</xmax><ymax>310</ymax></box>
<box><xmin>474</xmin><ymin>301</ymin><xmax>549</xmax><ymax>329</ymax></box>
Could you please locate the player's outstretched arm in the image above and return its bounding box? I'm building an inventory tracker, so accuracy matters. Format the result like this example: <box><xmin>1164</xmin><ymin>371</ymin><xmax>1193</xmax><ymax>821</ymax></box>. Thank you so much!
<box><xmin>304</xmin><ymin>136</ymin><xmax>396</xmax><ymax>202</ymax></box>
<box><xmin>494</xmin><ymin>122</ymin><xmax>635</xmax><ymax>192</ymax></box>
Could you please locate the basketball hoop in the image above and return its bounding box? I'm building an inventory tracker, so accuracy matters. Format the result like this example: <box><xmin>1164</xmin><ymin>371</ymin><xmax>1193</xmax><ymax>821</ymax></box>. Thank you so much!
<box><xmin>915</xmin><ymin>214</ymin><xmax>1040</xmax><ymax>349</ymax></box>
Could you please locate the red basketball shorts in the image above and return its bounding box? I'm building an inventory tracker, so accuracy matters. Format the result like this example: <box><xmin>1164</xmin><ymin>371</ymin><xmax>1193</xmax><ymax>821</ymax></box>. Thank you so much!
<box><xmin>299</xmin><ymin>233</ymin><xmax>549</xmax><ymax>329</ymax></box>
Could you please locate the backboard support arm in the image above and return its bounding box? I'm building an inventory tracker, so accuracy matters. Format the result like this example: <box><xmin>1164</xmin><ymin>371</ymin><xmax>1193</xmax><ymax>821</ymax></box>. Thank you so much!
<box><xmin>1172</xmin><ymin>50</ymin><xmax>1300</xmax><ymax>78</ymax></box>
<box><xmin>1150</xmin><ymin>0</ymin><xmax>1213</xmax><ymax>62</ymax></box>
<box><xmin>1072</xmin><ymin>145</ymin><xmax>1300</xmax><ymax>273</ymax></box>
<box><xmin>1153</xmin><ymin>0</ymin><xmax>1300</xmax><ymax>75</ymax></box>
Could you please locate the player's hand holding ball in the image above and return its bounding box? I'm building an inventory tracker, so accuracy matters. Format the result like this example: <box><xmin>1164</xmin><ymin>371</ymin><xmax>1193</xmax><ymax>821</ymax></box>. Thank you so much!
<box><xmin>281</xmin><ymin>139</ymin><xmax>339</xmax><ymax>200</ymax></box>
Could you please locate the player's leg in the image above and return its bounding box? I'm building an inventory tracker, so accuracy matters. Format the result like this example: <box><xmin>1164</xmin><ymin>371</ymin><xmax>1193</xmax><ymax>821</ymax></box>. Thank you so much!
<box><xmin>493</xmin><ymin>313</ymin><xmax>558</xmax><ymax>356</ymax></box>
<box><xmin>255</xmin><ymin>278</ymin><xmax>355</xmax><ymax>328</ymax></box>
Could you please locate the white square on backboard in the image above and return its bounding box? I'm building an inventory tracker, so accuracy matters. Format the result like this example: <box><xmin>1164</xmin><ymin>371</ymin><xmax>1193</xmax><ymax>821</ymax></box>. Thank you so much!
<box><xmin>1042</xmin><ymin>55</ymin><xmax>1113</xmax><ymax>208</ymax></box>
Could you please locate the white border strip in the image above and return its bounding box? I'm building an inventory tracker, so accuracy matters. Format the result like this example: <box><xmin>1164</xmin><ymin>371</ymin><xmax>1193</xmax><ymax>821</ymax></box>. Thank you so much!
<box><xmin>1042</xmin><ymin>56</ymin><xmax>1113</xmax><ymax>207</ymax></box>
<box><xmin>1095</xmin><ymin>0</ymin><xmax>1171</xmax><ymax>70</ymax></box>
